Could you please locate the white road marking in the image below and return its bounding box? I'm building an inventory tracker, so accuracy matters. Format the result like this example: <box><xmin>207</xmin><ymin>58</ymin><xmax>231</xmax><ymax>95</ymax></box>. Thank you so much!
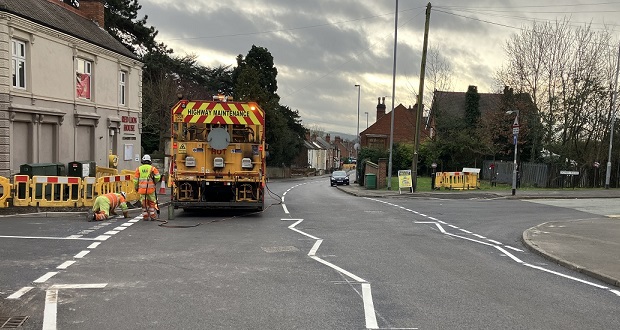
<box><xmin>74</xmin><ymin>250</ymin><xmax>90</xmax><ymax>258</ymax></box>
<box><xmin>49</xmin><ymin>283</ymin><xmax>107</xmax><ymax>289</ymax></box>
<box><xmin>121</xmin><ymin>223</ymin><xmax>132</xmax><ymax>227</ymax></box>
<box><xmin>524</xmin><ymin>263</ymin><xmax>608</xmax><ymax>289</ymax></box>
<box><xmin>56</xmin><ymin>261</ymin><xmax>76</xmax><ymax>269</ymax></box>
<box><xmin>94</xmin><ymin>235</ymin><xmax>111</xmax><ymax>241</ymax></box>
<box><xmin>308</xmin><ymin>239</ymin><xmax>323</xmax><ymax>256</ymax></box>
<box><xmin>43</xmin><ymin>289</ymin><xmax>58</xmax><ymax>330</ymax></box>
<box><xmin>113</xmin><ymin>226</ymin><xmax>127</xmax><ymax>231</ymax></box>
<box><xmin>6</xmin><ymin>286</ymin><xmax>33</xmax><ymax>299</ymax></box>
<box><xmin>362</xmin><ymin>283</ymin><xmax>378</xmax><ymax>329</ymax></box>
<box><xmin>282</xmin><ymin>204</ymin><xmax>289</xmax><ymax>214</ymax></box>
<box><xmin>368</xmin><ymin>197</ymin><xmax>616</xmax><ymax>296</ymax></box>
<box><xmin>87</xmin><ymin>242</ymin><xmax>101</xmax><ymax>249</ymax></box>
<box><xmin>504</xmin><ymin>245</ymin><xmax>524</xmax><ymax>252</ymax></box>
<box><xmin>494</xmin><ymin>246</ymin><xmax>524</xmax><ymax>264</ymax></box>
<box><xmin>34</xmin><ymin>272</ymin><xmax>58</xmax><ymax>283</ymax></box>
<box><xmin>0</xmin><ymin>235</ymin><xmax>102</xmax><ymax>241</ymax></box>
<box><xmin>288</xmin><ymin>220</ymin><xmax>320</xmax><ymax>240</ymax></box>
<box><xmin>42</xmin><ymin>284</ymin><xmax>107</xmax><ymax>330</ymax></box>
<box><xmin>311</xmin><ymin>256</ymin><xmax>367</xmax><ymax>283</ymax></box>
<box><xmin>282</xmin><ymin>214</ymin><xmax>377</xmax><ymax>327</ymax></box>
<box><xmin>459</xmin><ymin>229</ymin><xmax>472</xmax><ymax>234</ymax></box>
<box><xmin>472</xmin><ymin>234</ymin><xmax>486</xmax><ymax>239</ymax></box>
<box><xmin>65</xmin><ymin>235</ymin><xmax>82</xmax><ymax>239</ymax></box>
<box><xmin>104</xmin><ymin>230</ymin><xmax>119</xmax><ymax>235</ymax></box>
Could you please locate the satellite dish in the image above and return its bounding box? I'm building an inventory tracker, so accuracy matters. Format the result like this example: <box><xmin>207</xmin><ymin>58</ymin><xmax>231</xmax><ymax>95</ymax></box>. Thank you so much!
<box><xmin>354</xmin><ymin>143</ymin><xmax>360</xmax><ymax>150</ymax></box>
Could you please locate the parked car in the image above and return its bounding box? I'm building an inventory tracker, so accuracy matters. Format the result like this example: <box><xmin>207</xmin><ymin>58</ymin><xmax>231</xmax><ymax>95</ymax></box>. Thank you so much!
<box><xmin>330</xmin><ymin>170</ymin><xmax>350</xmax><ymax>186</ymax></box>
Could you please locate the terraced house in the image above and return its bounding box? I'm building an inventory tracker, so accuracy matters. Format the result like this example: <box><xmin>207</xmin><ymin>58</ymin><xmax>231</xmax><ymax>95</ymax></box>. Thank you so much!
<box><xmin>0</xmin><ymin>0</ymin><xmax>142</xmax><ymax>177</ymax></box>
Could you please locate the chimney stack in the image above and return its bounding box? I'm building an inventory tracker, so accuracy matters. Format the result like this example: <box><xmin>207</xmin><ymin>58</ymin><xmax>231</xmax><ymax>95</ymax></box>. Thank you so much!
<box><xmin>80</xmin><ymin>0</ymin><xmax>105</xmax><ymax>27</ymax></box>
<box><xmin>376</xmin><ymin>97</ymin><xmax>386</xmax><ymax>122</ymax></box>
<box><xmin>325</xmin><ymin>133</ymin><xmax>330</xmax><ymax>143</ymax></box>
<box><xmin>48</xmin><ymin>0</ymin><xmax>105</xmax><ymax>28</ymax></box>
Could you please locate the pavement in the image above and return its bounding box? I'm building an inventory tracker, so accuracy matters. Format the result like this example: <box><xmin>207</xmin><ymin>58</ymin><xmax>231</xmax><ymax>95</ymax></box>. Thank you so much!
<box><xmin>336</xmin><ymin>183</ymin><xmax>620</xmax><ymax>288</ymax></box>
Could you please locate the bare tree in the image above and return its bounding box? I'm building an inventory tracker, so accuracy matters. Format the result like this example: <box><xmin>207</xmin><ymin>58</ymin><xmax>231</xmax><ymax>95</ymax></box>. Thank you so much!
<box><xmin>495</xmin><ymin>18</ymin><xmax>617</xmax><ymax>168</ymax></box>
<box><xmin>425</xmin><ymin>44</ymin><xmax>454</xmax><ymax>102</ymax></box>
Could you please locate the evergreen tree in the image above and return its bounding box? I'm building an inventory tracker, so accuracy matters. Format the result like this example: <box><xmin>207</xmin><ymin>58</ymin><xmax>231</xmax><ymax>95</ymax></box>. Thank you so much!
<box><xmin>464</xmin><ymin>85</ymin><xmax>481</xmax><ymax>127</ymax></box>
<box><xmin>233</xmin><ymin>46</ymin><xmax>304</xmax><ymax>166</ymax></box>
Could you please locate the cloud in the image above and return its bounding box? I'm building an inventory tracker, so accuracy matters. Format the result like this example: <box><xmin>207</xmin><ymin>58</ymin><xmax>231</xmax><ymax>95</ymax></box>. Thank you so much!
<box><xmin>139</xmin><ymin>0</ymin><xmax>620</xmax><ymax>136</ymax></box>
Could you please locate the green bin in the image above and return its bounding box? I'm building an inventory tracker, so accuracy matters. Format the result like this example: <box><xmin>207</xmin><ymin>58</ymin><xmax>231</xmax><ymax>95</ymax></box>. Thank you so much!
<box><xmin>365</xmin><ymin>173</ymin><xmax>377</xmax><ymax>190</ymax></box>
<box><xmin>19</xmin><ymin>163</ymin><xmax>66</xmax><ymax>199</ymax></box>
<box><xmin>19</xmin><ymin>163</ymin><xmax>65</xmax><ymax>177</ymax></box>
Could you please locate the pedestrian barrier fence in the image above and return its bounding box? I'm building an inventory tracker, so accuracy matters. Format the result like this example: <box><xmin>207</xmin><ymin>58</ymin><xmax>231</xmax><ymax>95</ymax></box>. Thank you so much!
<box><xmin>1</xmin><ymin>174</ymin><xmax>138</xmax><ymax>208</ymax></box>
<box><xmin>0</xmin><ymin>176</ymin><xmax>11</xmax><ymax>207</ymax></box>
<box><xmin>96</xmin><ymin>166</ymin><xmax>119</xmax><ymax>178</ymax></box>
<box><xmin>95</xmin><ymin>174</ymin><xmax>139</xmax><ymax>202</ymax></box>
<box><xmin>434</xmin><ymin>171</ymin><xmax>480</xmax><ymax>190</ymax></box>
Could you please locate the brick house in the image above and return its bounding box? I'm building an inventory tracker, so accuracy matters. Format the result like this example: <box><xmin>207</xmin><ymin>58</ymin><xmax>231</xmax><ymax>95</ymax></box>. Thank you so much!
<box><xmin>0</xmin><ymin>0</ymin><xmax>142</xmax><ymax>176</ymax></box>
<box><xmin>331</xmin><ymin>135</ymin><xmax>353</xmax><ymax>168</ymax></box>
<box><xmin>430</xmin><ymin>86</ymin><xmax>536</xmax><ymax>121</ymax></box>
<box><xmin>360</xmin><ymin>97</ymin><xmax>431</xmax><ymax>148</ymax></box>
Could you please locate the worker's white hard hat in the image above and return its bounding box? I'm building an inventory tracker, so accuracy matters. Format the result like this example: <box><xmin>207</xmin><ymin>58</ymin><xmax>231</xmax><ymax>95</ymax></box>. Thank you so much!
<box><xmin>142</xmin><ymin>154</ymin><xmax>151</xmax><ymax>162</ymax></box>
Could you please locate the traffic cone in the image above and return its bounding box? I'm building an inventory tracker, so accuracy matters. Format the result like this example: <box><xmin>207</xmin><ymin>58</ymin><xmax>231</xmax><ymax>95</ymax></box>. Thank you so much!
<box><xmin>159</xmin><ymin>180</ymin><xmax>166</xmax><ymax>195</ymax></box>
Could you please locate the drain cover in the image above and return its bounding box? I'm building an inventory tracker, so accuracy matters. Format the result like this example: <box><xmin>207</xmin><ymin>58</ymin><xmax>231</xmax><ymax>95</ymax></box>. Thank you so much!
<box><xmin>0</xmin><ymin>316</ymin><xmax>29</xmax><ymax>328</ymax></box>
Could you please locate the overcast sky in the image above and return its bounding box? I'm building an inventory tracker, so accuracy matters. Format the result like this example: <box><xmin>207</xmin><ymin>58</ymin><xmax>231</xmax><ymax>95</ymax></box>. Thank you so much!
<box><xmin>138</xmin><ymin>0</ymin><xmax>620</xmax><ymax>138</ymax></box>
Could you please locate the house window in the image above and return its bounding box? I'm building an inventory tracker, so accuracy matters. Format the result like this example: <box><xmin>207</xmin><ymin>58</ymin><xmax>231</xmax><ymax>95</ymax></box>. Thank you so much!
<box><xmin>11</xmin><ymin>39</ymin><xmax>26</xmax><ymax>89</ymax></box>
<box><xmin>76</xmin><ymin>58</ymin><xmax>92</xmax><ymax>99</ymax></box>
<box><xmin>119</xmin><ymin>70</ymin><xmax>126</xmax><ymax>105</ymax></box>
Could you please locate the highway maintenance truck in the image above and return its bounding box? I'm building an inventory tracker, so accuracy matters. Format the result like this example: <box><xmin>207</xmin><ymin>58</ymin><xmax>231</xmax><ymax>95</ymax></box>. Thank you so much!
<box><xmin>169</xmin><ymin>95</ymin><xmax>266</xmax><ymax>211</ymax></box>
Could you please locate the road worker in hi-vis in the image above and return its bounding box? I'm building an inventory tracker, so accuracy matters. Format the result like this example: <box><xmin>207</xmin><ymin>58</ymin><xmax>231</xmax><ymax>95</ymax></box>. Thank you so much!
<box><xmin>133</xmin><ymin>154</ymin><xmax>161</xmax><ymax>221</ymax></box>
<box><xmin>91</xmin><ymin>192</ymin><xmax>129</xmax><ymax>221</ymax></box>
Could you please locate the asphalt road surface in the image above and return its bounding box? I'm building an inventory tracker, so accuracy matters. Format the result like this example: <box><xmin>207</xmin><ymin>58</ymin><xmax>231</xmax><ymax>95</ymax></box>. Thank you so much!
<box><xmin>1</xmin><ymin>176</ymin><xmax>619</xmax><ymax>329</ymax></box>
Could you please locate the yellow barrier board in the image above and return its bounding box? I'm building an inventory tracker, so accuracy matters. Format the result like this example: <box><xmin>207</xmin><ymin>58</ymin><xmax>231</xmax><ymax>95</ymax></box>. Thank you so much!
<box><xmin>6</xmin><ymin>174</ymin><xmax>139</xmax><ymax>209</ymax></box>
<box><xmin>96</xmin><ymin>166</ymin><xmax>119</xmax><ymax>179</ymax></box>
<box><xmin>0</xmin><ymin>176</ymin><xmax>12</xmax><ymax>208</ymax></box>
<box><xmin>95</xmin><ymin>174</ymin><xmax>138</xmax><ymax>202</ymax></box>
<box><xmin>12</xmin><ymin>175</ymin><xmax>31</xmax><ymax>206</ymax></box>
<box><xmin>30</xmin><ymin>176</ymin><xmax>83</xmax><ymax>207</ymax></box>
<box><xmin>435</xmin><ymin>171</ymin><xmax>479</xmax><ymax>190</ymax></box>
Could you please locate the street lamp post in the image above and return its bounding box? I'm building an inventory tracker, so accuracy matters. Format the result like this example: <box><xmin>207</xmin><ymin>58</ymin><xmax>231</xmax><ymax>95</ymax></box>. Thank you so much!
<box><xmin>355</xmin><ymin>84</ymin><xmax>361</xmax><ymax>183</ymax></box>
<box><xmin>506</xmin><ymin>110</ymin><xmax>520</xmax><ymax>196</ymax></box>
<box><xmin>364</xmin><ymin>112</ymin><xmax>369</xmax><ymax>129</ymax></box>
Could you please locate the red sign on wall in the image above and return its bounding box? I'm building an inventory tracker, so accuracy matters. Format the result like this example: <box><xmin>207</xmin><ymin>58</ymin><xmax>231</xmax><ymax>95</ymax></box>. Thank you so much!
<box><xmin>122</xmin><ymin>116</ymin><xmax>137</xmax><ymax>132</ymax></box>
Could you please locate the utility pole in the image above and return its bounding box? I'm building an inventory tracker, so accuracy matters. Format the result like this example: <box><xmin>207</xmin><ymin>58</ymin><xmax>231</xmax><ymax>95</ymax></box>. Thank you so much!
<box><xmin>412</xmin><ymin>2</ymin><xmax>431</xmax><ymax>192</ymax></box>
<box><xmin>605</xmin><ymin>41</ymin><xmax>620</xmax><ymax>189</ymax></box>
<box><xmin>387</xmin><ymin>0</ymin><xmax>398</xmax><ymax>190</ymax></box>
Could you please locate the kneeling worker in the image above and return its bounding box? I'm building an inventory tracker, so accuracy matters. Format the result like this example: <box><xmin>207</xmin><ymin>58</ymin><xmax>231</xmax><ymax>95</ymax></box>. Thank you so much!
<box><xmin>91</xmin><ymin>192</ymin><xmax>129</xmax><ymax>221</ymax></box>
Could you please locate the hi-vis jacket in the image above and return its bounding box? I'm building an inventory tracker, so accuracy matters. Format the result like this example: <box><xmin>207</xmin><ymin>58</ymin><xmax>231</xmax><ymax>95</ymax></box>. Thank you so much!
<box><xmin>97</xmin><ymin>192</ymin><xmax>129</xmax><ymax>212</ymax></box>
<box><xmin>133</xmin><ymin>164</ymin><xmax>161</xmax><ymax>194</ymax></box>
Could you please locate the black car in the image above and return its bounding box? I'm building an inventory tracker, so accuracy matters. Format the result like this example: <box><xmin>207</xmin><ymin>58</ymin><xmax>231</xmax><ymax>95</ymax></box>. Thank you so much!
<box><xmin>330</xmin><ymin>170</ymin><xmax>350</xmax><ymax>186</ymax></box>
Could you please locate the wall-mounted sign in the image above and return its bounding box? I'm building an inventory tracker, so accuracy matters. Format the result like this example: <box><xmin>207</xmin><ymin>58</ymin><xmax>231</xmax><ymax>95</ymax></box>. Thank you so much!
<box><xmin>122</xmin><ymin>116</ymin><xmax>137</xmax><ymax>132</ymax></box>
